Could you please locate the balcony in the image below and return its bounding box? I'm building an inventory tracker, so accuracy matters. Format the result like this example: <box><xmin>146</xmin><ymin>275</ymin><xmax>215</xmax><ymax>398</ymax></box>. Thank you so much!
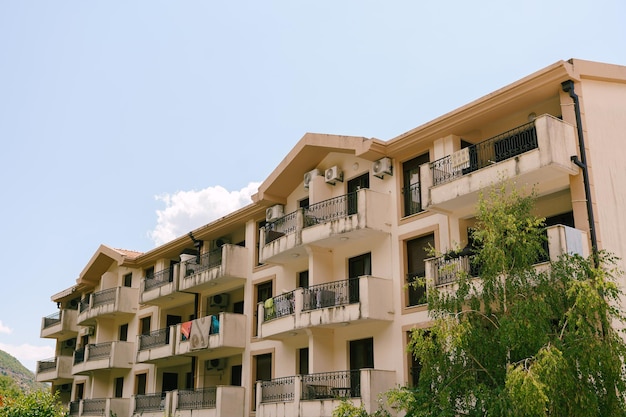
<box><xmin>72</xmin><ymin>341</ymin><xmax>135</xmax><ymax>375</ymax></box>
<box><xmin>257</xmin><ymin>369</ymin><xmax>396</xmax><ymax>417</ymax></box>
<box><xmin>178</xmin><ymin>244</ymin><xmax>248</xmax><ymax>294</ymax></box>
<box><xmin>421</xmin><ymin>115</ymin><xmax>579</xmax><ymax>217</ymax></box>
<box><xmin>35</xmin><ymin>355</ymin><xmax>73</xmax><ymax>383</ymax></box>
<box><xmin>77</xmin><ymin>286</ymin><xmax>139</xmax><ymax>325</ymax></box>
<box><xmin>260</xmin><ymin>189</ymin><xmax>391</xmax><ymax>263</ymax></box>
<box><xmin>425</xmin><ymin>224</ymin><xmax>589</xmax><ymax>294</ymax></box>
<box><xmin>257</xmin><ymin>276</ymin><xmax>393</xmax><ymax>340</ymax></box>
<box><xmin>129</xmin><ymin>387</ymin><xmax>245</xmax><ymax>417</ymax></box>
<box><xmin>175</xmin><ymin>313</ymin><xmax>246</xmax><ymax>360</ymax></box>
<box><xmin>140</xmin><ymin>266</ymin><xmax>194</xmax><ymax>307</ymax></box>
<box><xmin>136</xmin><ymin>326</ymin><xmax>179</xmax><ymax>364</ymax></box>
<box><xmin>68</xmin><ymin>398</ymin><xmax>130</xmax><ymax>417</ymax></box>
<box><xmin>40</xmin><ymin>308</ymin><xmax>78</xmax><ymax>339</ymax></box>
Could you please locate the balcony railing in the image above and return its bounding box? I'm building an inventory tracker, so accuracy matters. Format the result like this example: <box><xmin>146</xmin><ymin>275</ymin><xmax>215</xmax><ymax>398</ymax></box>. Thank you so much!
<box><xmin>43</xmin><ymin>312</ymin><xmax>61</xmax><ymax>328</ymax></box>
<box><xmin>88</xmin><ymin>342</ymin><xmax>112</xmax><ymax>360</ymax></box>
<box><xmin>403</xmin><ymin>182</ymin><xmax>422</xmax><ymax>216</ymax></box>
<box><xmin>138</xmin><ymin>327</ymin><xmax>170</xmax><ymax>351</ymax></box>
<box><xmin>68</xmin><ymin>401</ymin><xmax>80</xmax><ymax>416</ymax></box>
<box><xmin>135</xmin><ymin>393</ymin><xmax>165</xmax><ymax>412</ymax></box>
<box><xmin>301</xmin><ymin>370</ymin><xmax>360</xmax><ymax>400</ymax></box>
<box><xmin>302</xmin><ymin>278</ymin><xmax>359</xmax><ymax>311</ymax></box>
<box><xmin>82</xmin><ymin>398</ymin><xmax>106</xmax><ymax>415</ymax></box>
<box><xmin>92</xmin><ymin>288</ymin><xmax>116</xmax><ymax>308</ymax></box>
<box><xmin>264</xmin><ymin>291</ymin><xmax>296</xmax><ymax>321</ymax></box>
<box><xmin>183</xmin><ymin>248</ymin><xmax>222</xmax><ymax>277</ymax></box>
<box><xmin>265</xmin><ymin>210</ymin><xmax>300</xmax><ymax>244</ymax></box>
<box><xmin>260</xmin><ymin>376</ymin><xmax>295</xmax><ymax>403</ymax></box>
<box><xmin>73</xmin><ymin>347</ymin><xmax>85</xmax><ymax>365</ymax></box>
<box><xmin>304</xmin><ymin>192</ymin><xmax>358</xmax><ymax>227</ymax></box>
<box><xmin>37</xmin><ymin>358</ymin><xmax>57</xmax><ymax>373</ymax></box>
<box><xmin>177</xmin><ymin>387</ymin><xmax>217</xmax><ymax>409</ymax></box>
<box><xmin>434</xmin><ymin>255</ymin><xmax>475</xmax><ymax>286</ymax></box>
<box><xmin>431</xmin><ymin>121</ymin><xmax>538</xmax><ymax>186</ymax></box>
<box><xmin>144</xmin><ymin>267</ymin><xmax>174</xmax><ymax>291</ymax></box>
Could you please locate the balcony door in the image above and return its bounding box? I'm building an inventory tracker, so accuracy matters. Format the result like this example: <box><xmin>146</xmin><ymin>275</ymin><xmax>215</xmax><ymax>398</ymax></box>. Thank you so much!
<box><xmin>348</xmin><ymin>253</ymin><xmax>370</xmax><ymax>303</ymax></box>
<box><xmin>162</xmin><ymin>372</ymin><xmax>178</xmax><ymax>392</ymax></box>
<box><xmin>406</xmin><ymin>233</ymin><xmax>434</xmax><ymax>306</ymax></box>
<box><xmin>347</xmin><ymin>173</ymin><xmax>369</xmax><ymax>215</ymax></box>
<box><xmin>403</xmin><ymin>153</ymin><xmax>429</xmax><ymax>216</ymax></box>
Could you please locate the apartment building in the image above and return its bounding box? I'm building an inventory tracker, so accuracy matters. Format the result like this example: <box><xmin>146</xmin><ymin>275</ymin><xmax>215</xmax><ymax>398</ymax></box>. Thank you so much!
<box><xmin>36</xmin><ymin>58</ymin><xmax>626</xmax><ymax>417</ymax></box>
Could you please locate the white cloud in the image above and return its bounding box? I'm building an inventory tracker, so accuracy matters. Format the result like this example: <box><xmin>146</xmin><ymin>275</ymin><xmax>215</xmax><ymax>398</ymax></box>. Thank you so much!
<box><xmin>0</xmin><ymin>320</ymin><xmax>12</xmax><ymax>334</ymax></box>
<box><xmin>0</xmin><ymin>342</ymin><xmax>55</xmax><ymax>372</ymax></box>
<box><xmin>149</xmin><ymin>182</ymin><xmax>261</xmax><ymax>246</ymax></box>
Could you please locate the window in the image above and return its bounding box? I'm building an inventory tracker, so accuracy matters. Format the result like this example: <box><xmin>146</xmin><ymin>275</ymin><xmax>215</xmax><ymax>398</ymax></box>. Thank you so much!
<box><xmin>403</xmin><ymin>153</ymin><xmax>429</xmax><ymax>216</ymax></box>
<box><xmin>114</xmin><ymin>377</ymin><xmax>124</xmax><ymax>398</ymax></box>
<box><xmin>299</xmin><ymin>198</ymin><xmax>309</xmax><ymax>208</ymax></box>
<box><xmin>140</xmin><ymin>316</ymin><xmax>151</xmax><ymax>336</ymax></box>
<box><xmin>135</xmin><ymin>374</ymin><xmax>146</xmax><ymax>395</ymax></box>
<box><xmin>406</xmin><ymin>233</ymin><xmax>435</xmax><ymax>306</ymax></box>
<box><xmin>119</xmin><ymin>324</ymin><xmax>128</xmax><ymax>342</ymax></box>
<box><xmin>123</xmin><ymin>273</ymin><xmax>132</xmax><ymax>288</ymax></box>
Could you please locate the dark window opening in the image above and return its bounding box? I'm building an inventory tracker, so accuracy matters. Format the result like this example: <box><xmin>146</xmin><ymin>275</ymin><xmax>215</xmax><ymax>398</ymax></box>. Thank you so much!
<box><xmin>403</xmin><ymin>153</ymin><xmax>429</xmax><ymax>216</ymax></box>
<box><xmin>406</xmin><ymin>234</ymin><xmax>434</xmax><ymax>306</ymax></box>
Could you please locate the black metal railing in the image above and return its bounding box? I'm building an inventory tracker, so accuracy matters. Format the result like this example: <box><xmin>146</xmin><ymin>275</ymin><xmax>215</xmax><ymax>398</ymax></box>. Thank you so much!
<box><xmin>301</xmin><ymin>370</ymin><xmax>361</xmax><ymax>400</ymax></box>
<box><xmin>403</xmin><ymin>182</ymin><xmax>422</xmax><ymax>216</ymax></box>
<box><xmin>264</xmin><ymin>291</ymin><xmax>296</xmax><ymax>321</ymax></box>
<box><xmin>431</xmin><ymin>121</ymin><xmax>538</xmax><ymax>186</ymax></box>
<box><xmin>88</xmin><ymin>342</ymin><xmax>112</xmax><ymax>360</ymax></box>
<box><xmin>138</xmin><ymin>327</ymin><xmax>170</xmax><ymax>351</ymax></box>
<box><xmin>177</xmin><ymin>387</ymin><xmax>217</xmax><ymax>409</ymax></box>
<box><xmin>261</xmin><ymin>376</ymin><xmax>295</xmax><ymax>403</ymax></box>
<box><xmin>73</xmin><ymin>347</ymin><xmax>85</xmax><ymax>365</ymax></box>
<box><xmin>79</xmin><ymin>297</ymin><xmax>90</xmax><ymax>313</ymax></box>
<box><xmin>82</xmin><ymin>398</ymin><xmax>106</xmax><ymax>415</ymax></box>
<box><xmin>43</xmin><ymin>311</ymin><xmax>62</xmax><ymax>328</ymax></box>
<box><xmin>37</xmin><ymin>358</ymin><xmax>57</xmax><ymax>373</ymax></box>
<box><xmin>407</xmin><ymin>272</ymin><xmax>426</xmax><ymax>307</ymax></box>
<box><xmin>68</xmin><ymin>401</ymin><xmax>80</xmax><ymax>416</ymax></box>
<box><xmin>265</xmin><ymin>210</ymin><xmax>300</xmax><ymax>244</ymax></box>
<box><xmin>91</xmin><ymin>288</ymin><xmax>116</xmax><ymax>308</ymax></box>
<box><xmin>144</xmin><ymin>267</ymin><xmax>174</xmax><ymax>291</ymax></box>
<box><xmin>135</xmin><ymin>393</ymin><xmax>165</xmax><ymax>412</ymax></box>
<box><xmin>302</xmin><ymin>278</ymin><xmax>360</xmax><ymax>312</ymax></box>
<box><xmin>184</xmin><ymin>248</ymin><xmax>222</xmax><ymax>276</ymax></box>
<box><xmin>304</xmin><ymin>192</ymin><xmax>358</xmax><ymax>228</ymax></box>
<box><xmin>434</xmin><ymin>256</ymin><xmax>473</xmax><ymax>286</ymax></box>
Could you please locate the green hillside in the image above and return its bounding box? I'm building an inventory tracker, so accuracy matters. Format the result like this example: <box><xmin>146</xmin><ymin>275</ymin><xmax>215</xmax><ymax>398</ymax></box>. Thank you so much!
<box><xmin>0</xmin><ymin>349</ymin><xmax>48</xmax><ymax>393</ymax></box>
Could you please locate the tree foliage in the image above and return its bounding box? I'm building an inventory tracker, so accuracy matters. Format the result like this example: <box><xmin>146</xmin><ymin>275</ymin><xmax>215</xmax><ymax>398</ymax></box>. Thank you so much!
<box><xmin>389</xmin><ymin>183</ymin><xmax>626</xmax><ymax>417</ymax></box>
<box><xmin>0</xmin><ymin>390</ymin><xmax>66</xmax><ymax>417</ymax></box>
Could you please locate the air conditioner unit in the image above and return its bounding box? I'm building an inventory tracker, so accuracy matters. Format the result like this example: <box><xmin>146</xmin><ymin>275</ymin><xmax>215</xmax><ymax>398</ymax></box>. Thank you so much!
<box><xmin>266</xmin><ymin>205</ymin><xmax>284</xmax><ymax>222</ymax></box>
<box><xmin>62</xmin><ymin>339</ymin><xmax>76</xmax><ymax>349</ymax></box>
<box><xmin>69</xmin><ymin>298</ymin><xmax>80</xmax><ymax>309</ymax></box>
<box><xmin>210</xmin><ymin>293</ymin><xmax>229</xmax><ymax>308</ymax></box>
<box><xmin>372</xmin><ymin>157</ymin><xmax>393</xmax><ymax>178</ymax></box>
<box><xmin>325</xmin><ymin>166</ymin><xmax>343</xmax><ymax>185</ymax></box>
<box><xmin>304</xmin><ymin>169</ymin><xmax>322</xmax><ymax>189</ymax></box>
<box><xmin>214</xmin><ymin>237</ymin><xmax>230</xmax><ymax>248</ymax></box>
<box><xmin>59</xmin><ymin>383</ymin><xmax>72</xmax><ymax>393</ymax></box>
<box><xmin>206</xmin><ymin>358</ymin><xmax>227</xmax><ymax>371</ymax></box>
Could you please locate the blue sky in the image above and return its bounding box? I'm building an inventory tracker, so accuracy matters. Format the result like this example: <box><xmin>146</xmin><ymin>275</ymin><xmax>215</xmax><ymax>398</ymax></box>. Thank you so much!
<box><xmin>0</xmin><ymin>1</ymin><xmax>624</xmax><ymax>372</ymax></box>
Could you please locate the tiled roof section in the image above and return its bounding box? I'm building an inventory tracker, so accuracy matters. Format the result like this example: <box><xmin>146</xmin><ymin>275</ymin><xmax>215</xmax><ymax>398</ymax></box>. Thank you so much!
<box><xmin>114</xmin><ymin>248</ymin><xmax>144</xmax><ymax>259</ymax></box>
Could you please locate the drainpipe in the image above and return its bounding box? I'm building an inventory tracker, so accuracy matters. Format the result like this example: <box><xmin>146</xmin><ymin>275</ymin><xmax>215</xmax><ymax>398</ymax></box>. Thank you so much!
<box><xmin>561</xmin><ymin>80</ymin><xmax>598</xmax><ymax>264</ymax></box>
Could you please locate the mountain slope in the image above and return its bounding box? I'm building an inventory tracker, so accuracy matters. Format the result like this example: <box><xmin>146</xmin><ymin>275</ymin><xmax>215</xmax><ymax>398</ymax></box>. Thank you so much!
<box><xmin>0</xmin><ymin>349</ymin><xmax>47</xmax><ymax>393</ymax></box>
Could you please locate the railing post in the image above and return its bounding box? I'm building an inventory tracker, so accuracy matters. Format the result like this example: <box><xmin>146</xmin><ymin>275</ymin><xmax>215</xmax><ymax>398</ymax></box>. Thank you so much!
<box><xmin>255</xmin><ymin>381</ymin><xmax>262</xmax><ymax>413</ymax></box>
<box><xmin>257</xmin><ymin>302</ymin><xmax>264</xmax><ymax>337</ymax></box>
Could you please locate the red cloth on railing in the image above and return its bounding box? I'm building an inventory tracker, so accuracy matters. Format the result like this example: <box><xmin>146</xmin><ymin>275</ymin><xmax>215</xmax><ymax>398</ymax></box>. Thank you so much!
<box><xmin>180</xmin><ymin>321</ymin><xmax>192</xmax><ymax>341</ymax></box>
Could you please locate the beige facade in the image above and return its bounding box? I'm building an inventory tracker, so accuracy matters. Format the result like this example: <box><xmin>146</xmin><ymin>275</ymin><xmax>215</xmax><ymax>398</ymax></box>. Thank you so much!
<box><xmin>36</xmin><ymin>58</ymin><xmax>626</xmax><ymax>417</ymax></box>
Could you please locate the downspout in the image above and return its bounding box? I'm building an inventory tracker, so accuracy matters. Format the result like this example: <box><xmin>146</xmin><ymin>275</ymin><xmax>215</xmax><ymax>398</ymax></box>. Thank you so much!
<box><xmin>561</xmin><ymin>80</ymin><xmax>598</xmax><ymax>264</ymax></box>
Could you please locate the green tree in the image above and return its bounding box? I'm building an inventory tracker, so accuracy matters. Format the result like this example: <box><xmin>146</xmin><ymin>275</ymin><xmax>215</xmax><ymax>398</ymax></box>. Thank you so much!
<box><xmin>0</xmin><ymin>390</ymin><xmax>67</xmax><ymax>417</ymax></box>
<box><xmin>390</xmin><ymin>183</ymin><xmax>626</xmax><ymax>417</ymax></box>
<box><xmin>0</xmin><ymin>375</ymin><xmax>21</xmax><ymax>400</ymax></box>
